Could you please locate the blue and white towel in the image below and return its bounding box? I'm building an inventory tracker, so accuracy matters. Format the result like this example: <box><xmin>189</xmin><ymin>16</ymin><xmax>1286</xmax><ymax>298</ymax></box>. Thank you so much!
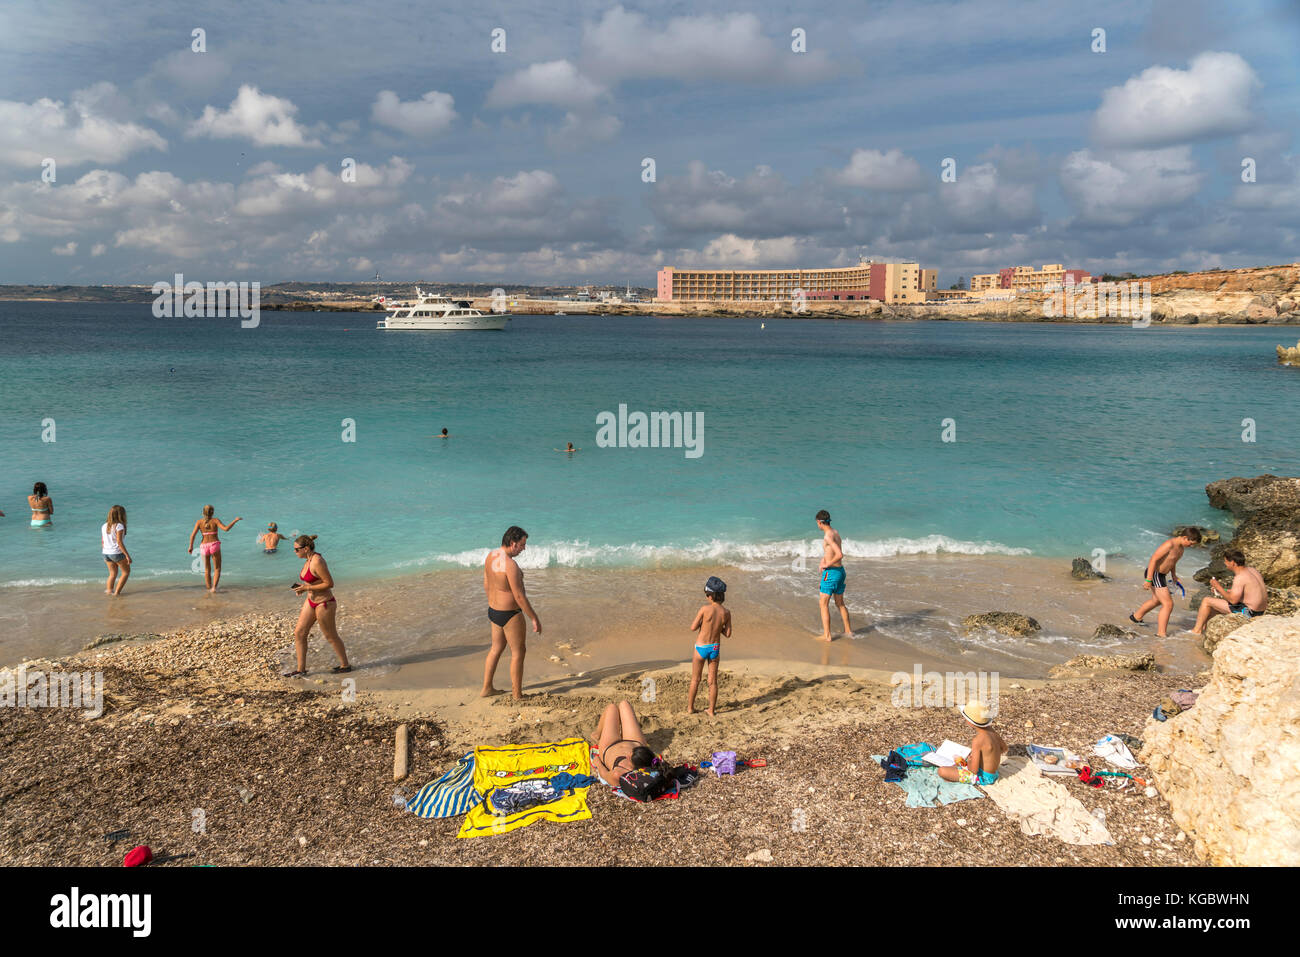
<box><xmin>407</xmin><ymin>752</ymin><xmax>481</xmax><ymax>818</ymax></box>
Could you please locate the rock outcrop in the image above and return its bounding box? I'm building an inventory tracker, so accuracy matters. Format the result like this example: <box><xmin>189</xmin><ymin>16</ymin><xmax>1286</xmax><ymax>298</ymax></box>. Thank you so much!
<box><xmin>1049</xmin><ymin>651</ymin><xmax>1155</xmax><ymax>676</ymax></box>
<box><xmin>1070</xmin><ymin>557</ymin><xmax>1105</xmax><ymax>580</ymax></box>
<box><xmin>1201</xmin><ymin>475</ymin><xmax>1300</xmax><ymax>588</ymax></box>
<box><xmin>1141</xmin><ymin>614</ymin><xmax>1300</xmax><ymax>865</ymax></box>
<box><xmin>1278</xmin><ymin>340</ymin><xmax>1300</xmax><ymax>366</ymax></box>
<box><xmin>961</xmin><ymin>612</ymin><xmax>1040</xmax><ymax>636</ymax></box>
<box><xmin>1205</xmin><ymin>474</ymin><xmax>1300</xmax><ymax>519</ymax></box>
<box><xmin>1198</xmin><ymin>587</ymin><xmax>1300</xmax><ymax>654</ymax></box>
<box><xmin>1091</xmin><ymin>623</ymin><xmax>1140</xmax><ymax>640</ymax></box>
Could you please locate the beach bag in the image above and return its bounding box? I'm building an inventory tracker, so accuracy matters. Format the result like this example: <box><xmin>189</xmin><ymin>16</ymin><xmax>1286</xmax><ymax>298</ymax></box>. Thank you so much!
<box><xmin>618</xmin><ymin>766</ymin><xmax>677</xmax><ymax>803</ymax></box>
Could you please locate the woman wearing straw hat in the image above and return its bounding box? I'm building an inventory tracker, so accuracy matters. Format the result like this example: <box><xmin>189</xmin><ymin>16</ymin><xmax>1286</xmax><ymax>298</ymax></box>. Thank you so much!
<box><xmin>937</xmin><ymin>701</ymin><xmax>1007</xmax><ymax>786</ymax></box>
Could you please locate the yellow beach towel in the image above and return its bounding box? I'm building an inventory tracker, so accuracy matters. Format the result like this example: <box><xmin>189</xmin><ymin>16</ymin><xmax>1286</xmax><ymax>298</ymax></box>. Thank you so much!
<box><xmin>457</xmin><ymin>737</ymin><xmax>594</xmax><ymax>838</ymax></box>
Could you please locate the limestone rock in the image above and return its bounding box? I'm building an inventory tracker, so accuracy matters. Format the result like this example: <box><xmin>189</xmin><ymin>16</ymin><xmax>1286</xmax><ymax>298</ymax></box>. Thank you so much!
<box><xmin>1224</xmin><ymin>514</ymin><xmax>1300</xmax><ymax>587</ymax></box>
<box><xmin>1091</xmin><ymin>623</ymin><xmax>1140</xmax><ymax>640</ymax></box>
<box><xmin>1205</xmin><ymin>474</ymin><xmax>1300</xmax><ymax>521</ymax></box>
<box><xmin>1049</xmin><ymin>651</ymin><xmax>1155</xmax><ymax>677</ymax></box>
<box><xmin>1201</xmin><ymin>612</ymin><xmax>1249</xmax><ymax>655</ymax></box>
<box><xmin>1279</xmin><ymin>341</ymin><xmax>1300</xmax><ymax>366</ymax></box>
<box><xmin>962</xmin><ymin>612</ymin><xmax>1040</xmax><ymax>637</ymax></box>
<box><xmin>1141</xmin><ymin>614</ymin><xmax>1300</xmax><ymax>865</ymax></box>
<box><xmin>1071</xmin><ymin>557</ymin><xmax>1106</xmax><ymax>580</ymax></box>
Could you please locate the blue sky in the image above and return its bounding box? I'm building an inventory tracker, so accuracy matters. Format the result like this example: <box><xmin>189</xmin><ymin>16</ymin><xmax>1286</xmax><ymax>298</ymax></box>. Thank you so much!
<box><xmin>1</xmin><ymin>0</ymin><xmax>1298</xmax><ymax>286</ymax></box>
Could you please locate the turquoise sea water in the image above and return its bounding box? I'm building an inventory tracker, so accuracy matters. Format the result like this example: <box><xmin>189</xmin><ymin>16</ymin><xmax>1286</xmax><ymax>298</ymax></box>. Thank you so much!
<box><xmin>1</xmin><ymin>303</ymin><xmax>1297</xmax><ymax>589</ymax></box>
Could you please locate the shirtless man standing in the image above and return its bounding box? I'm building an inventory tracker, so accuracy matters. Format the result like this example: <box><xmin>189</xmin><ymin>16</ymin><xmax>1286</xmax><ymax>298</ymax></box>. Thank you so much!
<box><xmin>481</xmin><ymin>525</ymin><xmax>542</xmax><ymax>699</ymax></box>
<box><xmin>815</xmin><ymin>509</ymin><xmax>852</xmax><ymax>641</ymax></box>
<box><xmin>1129</xmin><ymin>528</ymin><xmax>1201</xmax><ymax>637</ymax></box>
<box><xmin>1191</xmin><ymin>548</ymin><xmax>1267</xmax><ymax>635</ymax></box>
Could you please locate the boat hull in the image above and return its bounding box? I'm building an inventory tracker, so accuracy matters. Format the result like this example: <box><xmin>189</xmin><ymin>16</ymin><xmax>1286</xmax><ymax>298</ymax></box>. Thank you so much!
<box><xmin>377</xmin><ymin>316</ymin><xmax>510</xmax><ymax>331</ymax></box>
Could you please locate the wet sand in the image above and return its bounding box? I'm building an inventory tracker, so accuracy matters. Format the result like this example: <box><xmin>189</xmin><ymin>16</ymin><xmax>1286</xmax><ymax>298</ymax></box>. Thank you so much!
<box><xmin>3</xmin><ymin>552</ymin><xmax>1213</xmax><ymax>682</ymax></box>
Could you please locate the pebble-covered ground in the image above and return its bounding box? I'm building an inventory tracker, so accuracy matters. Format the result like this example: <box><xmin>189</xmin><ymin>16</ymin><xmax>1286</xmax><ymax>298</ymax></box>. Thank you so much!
<box><xmin>0</xmin><ymin>617</ymin><xmax>1201</xmax><ymax>866</ymax></box>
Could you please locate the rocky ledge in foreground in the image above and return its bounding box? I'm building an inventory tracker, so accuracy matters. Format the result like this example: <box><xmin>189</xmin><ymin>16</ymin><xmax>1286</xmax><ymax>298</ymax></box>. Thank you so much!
<box><xmin>1141</xmin><ymin>613</ymin><xmax>1300</xmax><ymax>865</ymax></box>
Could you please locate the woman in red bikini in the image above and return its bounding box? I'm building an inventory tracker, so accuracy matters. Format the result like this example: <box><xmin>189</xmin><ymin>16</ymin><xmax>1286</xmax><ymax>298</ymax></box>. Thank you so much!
<box><xmin>284</xmin><ymin>534</ymin><xmax>351</xmax><ymax>677</ymax></box>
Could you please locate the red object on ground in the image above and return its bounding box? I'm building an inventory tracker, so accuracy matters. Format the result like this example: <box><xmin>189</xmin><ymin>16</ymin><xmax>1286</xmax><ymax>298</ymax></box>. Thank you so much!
<box><xmin>123</xmin><ymin>845</ymin><xmax>152</xmax><ymax>867</ymax></box>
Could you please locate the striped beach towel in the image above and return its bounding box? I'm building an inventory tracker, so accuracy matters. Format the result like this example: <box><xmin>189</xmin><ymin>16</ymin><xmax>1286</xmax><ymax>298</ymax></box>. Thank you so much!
<box><xmin>407</xmin><ymin>752</ymin><xmax>481</xmax><ymax>818</ymax></box>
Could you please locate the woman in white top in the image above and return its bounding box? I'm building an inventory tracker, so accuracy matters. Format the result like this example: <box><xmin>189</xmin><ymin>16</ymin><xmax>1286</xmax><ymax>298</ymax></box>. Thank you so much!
<box><xmin>101</xmin><ymin>504</ymin><xmax>131</xmax><ymax>595</ymax></box>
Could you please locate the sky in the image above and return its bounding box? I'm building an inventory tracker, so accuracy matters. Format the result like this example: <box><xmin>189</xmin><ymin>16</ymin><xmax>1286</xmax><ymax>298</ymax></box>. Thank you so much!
<box><xmin>1</xmin><ymin>0</ymin><xmax>1298</xmax><ymax>287</ymax></box>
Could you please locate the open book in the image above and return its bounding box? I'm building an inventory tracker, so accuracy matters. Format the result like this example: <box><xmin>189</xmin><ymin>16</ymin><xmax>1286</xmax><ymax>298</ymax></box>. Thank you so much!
<box><xmin>1026</xmin><ymin>743</ymin><xmax>1082</xmax><ymax>774</ymax></box>
<box><xmin>921</xmin><ymin>740</ymin><xmax>971</xmax><ymax>768</ymax></box>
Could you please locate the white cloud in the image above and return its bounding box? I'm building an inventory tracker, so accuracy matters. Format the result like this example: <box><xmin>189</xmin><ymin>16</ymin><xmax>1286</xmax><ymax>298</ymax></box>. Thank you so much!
<box><xmin>695</xmin><ymin>234</ymin><xmax>803</xmax><ymax>266</ymax></box>
<box><xmin>834</xmin><ymin>149</ymin><xmax>925</xmax><ymax>190</ymax></box>
<box><xmin>581</xmin><ymin>5</ymin><xmax>836</xmax><ymax>85</ymax></box>
<box><xmin>370</xmin><ymin>90</ymin><xmax>456</xmax><ymax>136</ymax></box>
<box><xmin>939</xmin><ymin>162</ymin><xmax>1038</xmax><ymax>230</ymax></box>
<box><xmin>486</xmin><ymin>60</ymin><xmax>607</xmax><ymax>110</ymax></box>
<box><xmin>1092</xmin><ymin>52</ymin><xmax>1258</xmax><ymax>149</ymax></box>
<box><xmin>1061</xmin><ymin>147</ymin><xmax>1202</xmax><ymax>225</ymax></box>
<box><xmin>187</xmin><ymin>85</ymin><xmax>323</xmax><ymax>147</ymax></box>
<box><xmin>51</xmin><ymin>241</ymin><xmax>77</xmax><ymax>256</ymax></box>
<box><xmin>0</xmin><ymin>84</ymin><xmax>167</xmax><ymax>168</ymax></box>
<box><xmin>233</xmin><ymin>157</ymin><xmax>413</xmax><ymax>216</ymax></box>
<box><xmin>90</xmin><ymin>242</ymin><xmax>106</xmax><ymax>256</ymax></box>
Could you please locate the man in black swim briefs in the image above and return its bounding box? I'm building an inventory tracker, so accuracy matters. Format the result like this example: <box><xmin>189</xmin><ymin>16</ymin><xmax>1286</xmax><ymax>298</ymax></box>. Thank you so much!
<box><xmin>481</xmin><ymin>525</ymin><xmax>542</xmax><ymax>700</ymax></box>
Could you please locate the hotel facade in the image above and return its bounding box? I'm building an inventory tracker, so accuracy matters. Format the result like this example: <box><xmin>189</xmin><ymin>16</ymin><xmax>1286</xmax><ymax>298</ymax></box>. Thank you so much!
<box><xmin>970</xmin><ymin>264</ymin><xmax>1091</xmax><ymax>293</ymax></box>
<box><xmin>656</xmin><ymin>260</ymin><xmax>937</xmax><ymax>304</ymax></box>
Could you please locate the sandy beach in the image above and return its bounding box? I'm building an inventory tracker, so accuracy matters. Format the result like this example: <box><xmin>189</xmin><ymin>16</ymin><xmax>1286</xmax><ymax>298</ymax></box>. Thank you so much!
<box><xmin>1</xmin><ymin>609</ymin><xmax>1205</xmax><ymax>866</ymax></box>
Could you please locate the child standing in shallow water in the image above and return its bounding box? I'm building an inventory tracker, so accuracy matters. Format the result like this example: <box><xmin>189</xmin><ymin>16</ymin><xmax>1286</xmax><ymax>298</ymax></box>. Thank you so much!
<box><xmin>688</xmin><ymin>576</ymin><xmax>731</xmax><ymax>716</ymax></box>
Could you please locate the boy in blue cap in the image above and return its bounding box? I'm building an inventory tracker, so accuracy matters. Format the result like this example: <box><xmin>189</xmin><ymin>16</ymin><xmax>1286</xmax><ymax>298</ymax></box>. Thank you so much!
<box><xmin>688</xmin><ymin>576</ymin><xmax>732</xmax><ymax>716</ymax></box>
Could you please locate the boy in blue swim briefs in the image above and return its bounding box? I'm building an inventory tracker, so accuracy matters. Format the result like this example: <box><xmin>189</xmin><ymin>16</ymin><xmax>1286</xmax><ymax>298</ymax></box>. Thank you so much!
<box><xmin>938</xmin><ymin>702</ymin><xmax>1007</xmax><ymax>786</ymax></box>
<box><xmin>688</xmin><ymin>576</ymin><xmax>731</xmax><ymax>716</ymax></box>
<box><xmin>816</xmin><ymin>510</ymin><xmax>853</xmax><ymax>641</ymax></box>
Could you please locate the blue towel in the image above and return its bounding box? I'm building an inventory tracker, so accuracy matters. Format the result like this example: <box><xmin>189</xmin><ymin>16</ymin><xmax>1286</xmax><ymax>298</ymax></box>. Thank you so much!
<box><xmin>407</xmin><ymin>752</ymin><xmax>481</xmax><ymax>818</ymax></box>
<box><xmin>871</xmin><ymin>755</ymin><xmax>984</xmax><ymax>808</ymax></box>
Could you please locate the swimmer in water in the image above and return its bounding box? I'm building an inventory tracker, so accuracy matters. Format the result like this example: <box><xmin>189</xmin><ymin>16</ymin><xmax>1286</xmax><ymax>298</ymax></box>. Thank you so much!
<box><xmin>259</xmin><ymin>522</ymin><xmax>289</xmax><ymax>554</ymax></box>
<box><xmin>555</xmin><ymin>442</ymin><xmax>579</xmax><ymax>453</ymax></box>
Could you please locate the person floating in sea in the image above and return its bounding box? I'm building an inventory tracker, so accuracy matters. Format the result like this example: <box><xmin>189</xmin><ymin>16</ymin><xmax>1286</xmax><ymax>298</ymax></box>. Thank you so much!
<box><xmin>1191</xmin><ymin>547</ymin><xmax>1267</xmax><ymax>635</ymax></box>
<box><xmin>259</xmin><ymin>522</ymin><xmax>289</xmax><ymax>554</ymax></box>
<box><xmin>284</xmin><ymin>534</ymin><xmax>351</xmax><ymax>676</ymax></box>
<box><xmin>188</xmin><ymin>505</ymin><xmax>242</xmax><ymax>592</ymax></box>
<box><xmin>101</xmin><ymin>505</ymin><xmax>131</xmax><ymax>596</ymax></box>
<box><xmin>937</xmin><ymin>701</ymin><xmax>1007</xmax><ymax>786</ymax></box>
<box><xmin>816</xmin><ymin>509</ymin><xmax>852</xmax><ymax>641</ymax></box>
<box><xmin>438</xmin><ymin>428</ymin><xmax>450</xmax><ymax>439</ymax></box>
<box><xmin>554</xmin><ymin>442</ymin><xmax>579</xmax><ymax>453</ymax></box>
<box><xmin>481</xmin><ymin>525</ymin><xmax>541</xmax><ymax>700</ymax></box>
<box><xmin>29</xmin><ymin>482</ymin><xmax>53</xmax><ymax>527</ymax></box>
<box><xmin>1129</xmin><ymin>528</ymin><xmax>1200</xmax><ymax>637</ymax></box>
<box><xmin>688</xmin><ymin>576</ymin><xmax>731</xmax><ymax>716</ymax></box>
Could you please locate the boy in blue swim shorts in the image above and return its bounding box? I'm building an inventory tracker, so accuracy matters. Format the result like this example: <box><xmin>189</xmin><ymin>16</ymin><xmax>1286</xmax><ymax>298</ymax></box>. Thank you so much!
<box><xmin>938</xmin><ymin>701</ymin><xmax>1007</xmax><ymax>787</ymax></box>
<box><xmin>816</xmin><ymin>510</ymin><xmax>853</xmax><ymax>641</ymax></box>
<box><xmin>689</xmin><ymin>576</ymin><xmax>732</xmax><ymax>716</ymax></box>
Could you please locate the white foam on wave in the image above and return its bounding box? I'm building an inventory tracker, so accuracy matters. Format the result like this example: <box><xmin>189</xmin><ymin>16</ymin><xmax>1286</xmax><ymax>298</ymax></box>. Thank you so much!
<box><xmin>406</xmin><ymin>534</ymin><xmax>1031</xmax><ymax>571</ymax></box>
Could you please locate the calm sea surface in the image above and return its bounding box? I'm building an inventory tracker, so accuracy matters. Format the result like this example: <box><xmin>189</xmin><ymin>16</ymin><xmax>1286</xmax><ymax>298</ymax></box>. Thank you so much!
<box><xmin>2</xmin><ymin>303</ymin><xmax>1297</xmax><ymax>590</ymax></box>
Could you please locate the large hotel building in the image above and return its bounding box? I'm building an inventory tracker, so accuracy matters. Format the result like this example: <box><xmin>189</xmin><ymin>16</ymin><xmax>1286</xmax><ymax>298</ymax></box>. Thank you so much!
<box><xmin>656</xmin><ymin>260</ymin><xmax>937</xmax><ymax>304</ymax></box>
<box><xmin>970</xmin><ymin>264</ymin><xmax>1091</xmax><ymax>293</ymax></box>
